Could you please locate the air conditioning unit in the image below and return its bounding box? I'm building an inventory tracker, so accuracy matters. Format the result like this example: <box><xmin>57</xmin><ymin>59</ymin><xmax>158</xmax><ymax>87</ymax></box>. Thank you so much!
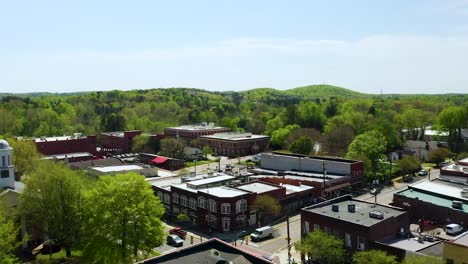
<box><xmin>369</xmin><ymin>210</ymin><xmax>384</xmax><ymax>219</ymax></box>
<box><xmin>332</xmin><ymin>204</ymin><xmax>339</xmax><ymax>212</ymax></box>
<box><xmin>452</xmin><ymin>200</ymin><xmax>463</xmax><ymax>209</ymax></box>
<box><xmin>348</xmin><ymin>203</ymin><xmax>356</xmax><ymax>213</ymax></box>
<box><xmin>461</xmin><ymin>188</ymin><xmax>468</xmax><ymax>198</ymax></box>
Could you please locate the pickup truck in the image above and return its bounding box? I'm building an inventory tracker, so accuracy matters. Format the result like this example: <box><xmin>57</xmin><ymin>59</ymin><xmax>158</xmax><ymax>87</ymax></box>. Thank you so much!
<box><xmin>169</xmin><ymin>227</ymin><xmax>187</xmax><ymax>240</ymax></box>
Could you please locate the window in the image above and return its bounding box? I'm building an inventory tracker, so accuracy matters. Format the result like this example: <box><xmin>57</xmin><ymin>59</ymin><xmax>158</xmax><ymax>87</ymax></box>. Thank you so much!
<box><xmin>180</xmin><ymin>195</ymin><xmax>188</xmax><ymax>207</ymax></box>
<box><xmin>209</xmin><ymin>199</ymin><xmax>217</xmax><ymax>213</ymax></box>
<box><xmin>357</xmin><ymin>236</ymin><xmax>366</xmax><ymax>250</ymax></box>
<box><xmin>198</xmin><ymin>196</ymin><xmax>206</xmax><ymax>208</ymax></box>
<box><xmin>334</xmin><ymin>229</ymin><xmax>341</xmax><ymax>238</ymax></box>
<box><xmin>8</xmin><ymin>155</ymin><xmax>10</xmax><ymax>166</ymax></box>
<box><xmin>157</xmin><ymin>191</ymin><xmax>164</xmax><ymax>202</ymax></box>
<box><xmin>345</xmin><ymin>233</ymin><xmax>352</xmax><ymax>248</ymax></box>
<box><xmin>313</xmin><ymin>224</ymin><xmax>320</xmax><ymax>230</ymax></box>
<box><xmin>189</xmin><ymin>198</ymin><xmax>197</xmax><ymax>210</ymax></box>
<box><xmin>236</xmin><ymin>199</ymin><xmax>247</xmax><ymax>213</ymax></box>
<box><xmin>236</xmin><ymin>215</ymin><xmax>246</xmax><ymax>227</ymax></box>
<box><xmin>208</xmin><ymin>215</ymin><xmax>217</xmax><ymax>227</ymax></box>
<box><xmin>1</xmin><ymin>156</ymin><xmax>4</xmax><ymax>167</ymax></box>
<box><xmin>181</xmin><ymin>208</ymin><xmax>188</xmax><ymax>214</ymax></box>
<box><xmin>172</xmin><ymin>193</ymin><xmax>179</xmax><ymax>204</ymax></box>
<box><xmin>164</xmin><ymin>194</ymin><xmax>170</xmax><ymax>204</ymax></box>
<box><xmin>222</xmin><ymin>217</ymin><xmax>230</xmax><ymax>231</ymax></box>
<box><xmin>304</xmin><ymin>221</ymin><xmax>310</xmax><ymax>233</ymax></box>
<box><xmin>221</xmin><ymin>203</ymin><xmax>231</xmax><ymax>214</ymax></box>
<box><xmin>1</xmin><ymin>170</ymin><xmax>9</xmax><ymax>178</ymax></box>
<box><xmin>173</xmin><ymin>206</ymin><xmax>179</xmax><ymax>216</ymax></box>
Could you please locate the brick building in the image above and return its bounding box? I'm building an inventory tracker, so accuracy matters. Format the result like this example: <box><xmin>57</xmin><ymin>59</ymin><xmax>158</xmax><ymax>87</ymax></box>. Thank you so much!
<box><xmin>150</xmin><ymin>173</ymin><xmax>314</xmax><ymax>232</ymax></box>
<box><xmin>393</xmin><ymin>180</ymin><xmax>468</xmax><ymax>229</ymax></box>
<box><xmin>34</xmin><ymin>134</ymin><xmax>97</xmax><ymax>156</ymax></box>
<box><xmin>100</xmin><ymin>130</ymin><xmax>142</xmax><ymax>154</ymax></box>
<box><xmin>300</xmin><ymin>195</ymin><xmax>409</xmax><ymax>261</ymax></box>
<box><xmin>164</xmin><ymin>123</ymin><xmax>231</xmax><ymax>144</ymax></box>
<box><xmin>198</xmin><ymin>133</ymin><xmax>270</xmax><ymax>158</ymax></box>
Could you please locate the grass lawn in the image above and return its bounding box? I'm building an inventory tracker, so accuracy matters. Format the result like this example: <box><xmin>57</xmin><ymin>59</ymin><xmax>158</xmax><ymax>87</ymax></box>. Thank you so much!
<box><xmin>185</xmin><ymin>159</ymin><xmax>216</xmax><ymax>167</ymax></box>
<box><xmin>34</xmin><ymin>250</ymin><xmax>83</xmax><ymax>264</ymax></box>
<box><xmin>422</xmin><ymin>163</ymin><xmax>436</xmax><ymax>168</ymax></box>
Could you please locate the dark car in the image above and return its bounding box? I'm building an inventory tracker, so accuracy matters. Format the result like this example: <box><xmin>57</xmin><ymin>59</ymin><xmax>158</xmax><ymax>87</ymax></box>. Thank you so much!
<box><xmin>403</xmin><ymin>175</ymin><xmax>413</xmax><ymax>182</ymax></box>
<box><xmin>166</xmin><ymin>234</ymin><xmax>184</xmax><ymax>247</ymax></box>
<box><xmin>169</xmin><ymin>227</ymin><xmax>187</xmax><ymax>239</ymax></box>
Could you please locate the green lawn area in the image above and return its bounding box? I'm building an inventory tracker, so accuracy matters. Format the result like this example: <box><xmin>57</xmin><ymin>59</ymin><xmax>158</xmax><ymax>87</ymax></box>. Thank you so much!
<box><xmin>185</xmin><ymin>159</ymin><xmax>216</xmax><ymax>167</ymax></box>
<box><xmin>422</xmin><ymin>162</ymin><xmax>436</xmax><ymax>168</ymax></box>
<box><xmin>34</xmin><ymin>250</ymin><xmax>83</xmax><ymax>264</ymax></box>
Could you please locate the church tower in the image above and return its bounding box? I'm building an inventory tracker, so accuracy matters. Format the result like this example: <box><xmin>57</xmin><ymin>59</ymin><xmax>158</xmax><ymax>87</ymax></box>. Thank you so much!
<box><xmin>0</xmin><ymin>139</ymin><xmax>15</xmax><ymax>189</ymax></box>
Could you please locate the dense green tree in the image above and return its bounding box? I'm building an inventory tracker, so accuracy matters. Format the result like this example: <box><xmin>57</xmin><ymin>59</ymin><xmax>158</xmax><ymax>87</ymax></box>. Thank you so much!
<box><xmin>20</xmin><ymin>161</ymin><xmax>84</xmax><ymax>257</ymax></box>
<box><xmin>159</xmin><ymin>138</ymin><xmax>186</xmax><ymax>160</ymax></box>
<box><xmin>353</xmin><ymin>250</ymin><xmax>397</xmax><ymax>264</ymax></box>
<box><xmin>202</xmin><ymin>146</ymin><xmax>213</xmax><ymax>159</ymax></box>
<box><xmin>8</xmin><ymin>139</ymin><xmax>41</xmax><ymax>181</ymax></box>
<box><xmin>294</xmin><ymin>229</ymin><xmax>345</xmax><ymax>264</ymax></box>
<box><xmin>82</xmin><ymin>173</ymin><xmax>165</xmax><ymax>263</ymax></box>
<box><xmin>0</xmin><ymin>203</ymin><xmax>20</xmax><ymax>264</ymax></box>
<box><xmin>252</xmin><ymin>195</ymin><xmax>281</xmax><ymax>225</ymax></box>
<box><xmin>270</xmin><ymin>124</ymin><xmax>300</xmax><ymax>149</ymax></box>
<box><xmin>324</xmin><ymin>124</ymin><xmax>355</xmax><ymax>156</ymax></box>
<box><xmin>289</xmin><ymin>136</ymin><xmax>313</xmax><ymax>155</ymax></box>
<box><xmin>398</xmin><ymin>156</ymin><xmax>421</xmax><ymax>175</ymax></box>
<box><xmin>428</xmin><ymin>147</ymin><xmax>452</xmax><ymax>164</ymax></box>
<box><xmin>437</xmin><ymin>106</ymin><xmax>467</xmax><ymax>150</ymax></box>
<box><xmin>346</xmin><ymin>130</ymin><xmax>387</xmax><ymax>179</ymax></box>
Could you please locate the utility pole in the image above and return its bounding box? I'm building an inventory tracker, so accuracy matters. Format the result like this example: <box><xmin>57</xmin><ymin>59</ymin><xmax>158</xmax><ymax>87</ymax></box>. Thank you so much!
<box><xmin>322</xmin><ymin>161</ymin><xmax>326</xmax><ymax>197</ymax></box>
<box><xmin>287</xmin><ymin>215</ymin><xmax>292</xmax><ymax>264</ymax></box>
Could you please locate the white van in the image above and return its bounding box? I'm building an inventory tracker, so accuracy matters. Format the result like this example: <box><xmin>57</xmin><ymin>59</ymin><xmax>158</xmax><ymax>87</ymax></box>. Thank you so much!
<box><xmin>250</xmin><ymin>226</ymin><xmax>273</xmax><ymax>241</ymax></box>
<box><xmin>445</xmin><ymin>224</ymin><xmax>463</xmax><ymax>235</ymax></box>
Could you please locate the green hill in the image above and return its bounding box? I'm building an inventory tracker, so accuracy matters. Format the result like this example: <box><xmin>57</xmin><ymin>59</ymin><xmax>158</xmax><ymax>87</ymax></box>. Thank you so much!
<box><xmin>284</xmin><ymin>84</ymin><xmax>366</xmax><ymax>98</ymax></box>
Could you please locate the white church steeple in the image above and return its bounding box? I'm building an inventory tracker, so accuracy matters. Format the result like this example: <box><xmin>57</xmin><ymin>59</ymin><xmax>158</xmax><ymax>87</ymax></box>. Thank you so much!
<box><xmin>0</xmin><ymin>139</ymin><xmax>15</xmax><ymax>189</ymax></box>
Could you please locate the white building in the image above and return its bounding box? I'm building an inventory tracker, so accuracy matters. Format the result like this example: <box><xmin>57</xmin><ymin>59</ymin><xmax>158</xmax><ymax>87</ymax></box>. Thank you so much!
<box><xmin>0</xmin><ymin>139</ymin><xmax>15</xmax><ymax>189</ymax></box>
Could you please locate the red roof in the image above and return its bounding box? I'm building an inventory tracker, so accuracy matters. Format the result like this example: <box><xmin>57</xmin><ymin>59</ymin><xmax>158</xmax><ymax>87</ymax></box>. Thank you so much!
<box><xmin>151</xmin><ymin>156</ymin><xmax>168</xmax><ymax>164</ymax></box>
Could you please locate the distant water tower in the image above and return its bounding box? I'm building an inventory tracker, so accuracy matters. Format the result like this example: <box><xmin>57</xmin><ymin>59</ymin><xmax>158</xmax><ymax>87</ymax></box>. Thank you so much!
<box><xmin>0</xmin><ymin>139</ymin><xmax>15</xmax><ymax>189</ymax></box>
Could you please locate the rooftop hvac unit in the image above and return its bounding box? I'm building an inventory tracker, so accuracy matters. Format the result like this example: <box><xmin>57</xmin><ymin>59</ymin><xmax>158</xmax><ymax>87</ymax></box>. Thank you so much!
<box><xmin>452</xmin><ymin>200</ymin><xmax>463</xmax><ymax>209</ymax></box>
<box><xmin>348</xmin><ymin>203</ymin><xmax>356</xmax><ymax>213</ymax></box>
<box><xmin>332</xmin><ymin>204</ymin><xmax>339</xmax><ymax>212</ymax></box>
<box><xmin>369</xmin><ymin>210</ymin><xmax>384</xmax><ymax>219</ymax></box>
<box><xmin>461</xmin><ymin>188</ymin><xmax>468</xmax><ymax>198</ymax></box>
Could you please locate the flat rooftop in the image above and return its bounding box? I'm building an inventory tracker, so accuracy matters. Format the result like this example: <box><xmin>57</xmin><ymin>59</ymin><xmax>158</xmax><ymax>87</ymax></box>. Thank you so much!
<box><xmin>197</xmin><ymin>186</ymin><xmax>248</xmax><ymax>197</ymax></box>
<box><xmin>378</xmin><ymin>236</ymin><xmax>442</xmax><ymax>252</ymax></box>
<box><xmin>410</xmin><ymin>181</ymin><xmax>468</xmax><ymax>202</ymax></box>
<box><xmin>166</xmin><ymin>124</ymin><xmax>227</xmax><ymax>131</ymax></box>
<box><xmin>43</xmin><ymin>152</ymin><xmax>92</xmax><ymax>160</ymax></box>
<box><xmin>35</xmin><ymin>136</ymin><xmax>88</xmax><ymax>142</ymax></box>
<box><xmin>303</xmin><ymin>197</ymin><xmax>406</xmax><ymax>227</ymax></box>
<box><xmin>236</xmin><ymin>182</ymin><xmax>281</xmax><ymax>194</ymax></box>
<box><xmin>282</xmin><ymin>184</ymin><xmax>314</xmax><ymax>194</ymax></box>
<box><xmin>101</xmin><ymin>132</ymin><xmax>124</xmax><ymax>137</ymax></box>
<box><xmin>448</xmin><ymin>231</ymin><xmax>468</xmax><ymax>247</ymax></box>
<box><xmin>200</xmin><ymin>133</ymin><xmax>269</xmax><ymax>141</ymax></box>
<box><xmin>396</xmin><ymin>187</ymin><xmax>468</xmax><ymax>213</ymax></box>
<box><xmin>186</xmin><ymin>175</ymin><xmax>235</xmax><ymax>187</ymax></box>
<box><xmin>91</xmin><ymin>164</ymin><xmax>145</xmax><ymax>173</ymax></box>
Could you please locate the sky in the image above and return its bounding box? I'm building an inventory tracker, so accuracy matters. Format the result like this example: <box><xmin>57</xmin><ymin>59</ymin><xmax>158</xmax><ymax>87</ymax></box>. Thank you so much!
<box><xmin>1</xmin><ymin>0</ymin><xmax>467</xmax><ymax>94</ymax></box>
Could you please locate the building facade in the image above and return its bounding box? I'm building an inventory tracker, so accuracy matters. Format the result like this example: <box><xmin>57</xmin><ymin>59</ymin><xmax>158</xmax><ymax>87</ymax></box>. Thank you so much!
<box><xmin>443</xmin><ymin>232</ymin><xmax>468</xmax><ymax>264</ymax></box>
<box><xmin>0</xmin><ymin>140</ymin><xmax>15</xmax><ymax>189</ymax></box>
<box><xmin>100</xmin><ymin>130</ymin><xmax>142</xmax><ymax>154</ymax></box>
<box><xmin>301</xmin><ymin>195</ymin><xmax>409</xmax><ymax>261</ymax></box>
<box><xmin>164</xmin><ymin>123</ymin><xmax>231</xmax><ymax>144</ymax></box>
<box><xmin>34</xmin><ymin>134</ymin><xmax>97</xmax><ymax>156</ymax></box>
<box><xmin>198</xmin><ymin>133</ymin><xmax>270</xmax><ymax>158</ymax></box>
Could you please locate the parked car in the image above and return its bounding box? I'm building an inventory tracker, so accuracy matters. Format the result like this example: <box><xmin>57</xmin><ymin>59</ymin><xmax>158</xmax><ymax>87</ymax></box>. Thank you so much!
<box><xmin>445</xmin><ymin>224</ymin><xmax>463</xmax><ymax>235</ymax></box>
<box><xmin>169</xmin><ymin>227</ymin><xmax>187</xmax><ymax>239</ymax></box>
<box><xmin>250</xmin><ymin>226</ymin><xmax>273</xmax><ymax>241</ymax></box>
<box><xmin>438</xmin><ymin>161</ymin><xmax>451</xmax><ymax>168</ymax></box>
<box><xmin>403</xmin><ymin>174</ymin><xmax>413</xmax><ymax>182</ymax></box>
<box><xmin>418</xmin><ymin>169</ymin><xmax>428</xmax><ymax>176</ymax></box>
<box><xmin>166</xmin><ymin>234</ymin><xmax>184</xmax><ymax>247</ymax></box>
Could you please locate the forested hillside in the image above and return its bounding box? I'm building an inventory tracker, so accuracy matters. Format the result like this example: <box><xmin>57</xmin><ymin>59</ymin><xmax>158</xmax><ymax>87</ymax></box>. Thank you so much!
<box><xmin>1</xmin><ymin>84</ymin><xmax>467</xmax><ymax>155</ymax></box>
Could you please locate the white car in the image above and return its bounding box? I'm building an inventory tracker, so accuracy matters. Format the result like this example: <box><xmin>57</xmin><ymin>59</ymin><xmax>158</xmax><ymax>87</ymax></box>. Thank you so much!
<box><xmin>418</xmin><ymin>170</ymin><xmax>428</xmax><ymax>176</ymax></box>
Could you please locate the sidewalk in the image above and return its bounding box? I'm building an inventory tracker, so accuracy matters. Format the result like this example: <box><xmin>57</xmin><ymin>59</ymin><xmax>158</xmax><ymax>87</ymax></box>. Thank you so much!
<box><xmin>273</xmin><ymin>245</ymin><xmax>302</xmax><ymax>264</ymax></box>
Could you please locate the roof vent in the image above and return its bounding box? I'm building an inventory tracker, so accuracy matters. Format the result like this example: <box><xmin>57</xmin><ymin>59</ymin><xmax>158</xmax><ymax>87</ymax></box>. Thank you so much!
<box><xmin>332</xmin><ymin>204</ymin><xmax>339</xmax><ymax>212</ymax></box>
<box><xmin>461</xmin><ymin>188</ymin><xmax>468</xmax><ymax>199</ymax></box>
<box><xmin>369</xmin><ymin>210</ymin><xmax>384</xmax><ymax>219</ymax></box>
<box><xmin>452</xmin><ymin>200</ymin><xmax>463</xmax><ymax>209</ymax></box>
<box><xmin>348</xmin><ymin>203</ymin><xmax>356</xmax><ymax>213</ymax></box>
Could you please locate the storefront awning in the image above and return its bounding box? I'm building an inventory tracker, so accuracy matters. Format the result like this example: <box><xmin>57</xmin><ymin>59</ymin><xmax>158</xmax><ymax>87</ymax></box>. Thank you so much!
<box><xmin>151</xmin><ymin>156</ymin><xmax>168</xmax><ymax>164</ymax></box>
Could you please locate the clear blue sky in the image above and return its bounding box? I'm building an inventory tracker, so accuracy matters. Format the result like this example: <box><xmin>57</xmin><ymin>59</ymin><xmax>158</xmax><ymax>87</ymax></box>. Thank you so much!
<box><xmin>1</xmin><ymin>0</ymin><xmax>467</xmax><ymax>94</ymax></box>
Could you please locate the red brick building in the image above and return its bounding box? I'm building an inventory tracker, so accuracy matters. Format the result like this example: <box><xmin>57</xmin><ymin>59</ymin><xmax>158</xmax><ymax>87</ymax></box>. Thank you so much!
<box><xmin>34</xmin><ymin>134</ymin><xmax>97</xmax><ymax>155</ymax></box>
<box><xmin>100</xmin><ymin>130</ymin><xmax>142</xmax><ymax>154</ymax></box>
<box><xmin>150</xmin><ymin>174</ymin><xmax>314</xmax><ymax>232</ymax></box>
<box><xmin>199</xmin><ymin>133</ymin><xmax>270</xmax><ymax>158</ymax></box>
<box><xmin>164</xmin><ymin>123</ymin><xmax>231</xmax><ymax>144</ymax></box>
<box><xmin>301</xmin><ymin>195</ymin><xmax>409</xmax><ymax>261</ymax></box>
